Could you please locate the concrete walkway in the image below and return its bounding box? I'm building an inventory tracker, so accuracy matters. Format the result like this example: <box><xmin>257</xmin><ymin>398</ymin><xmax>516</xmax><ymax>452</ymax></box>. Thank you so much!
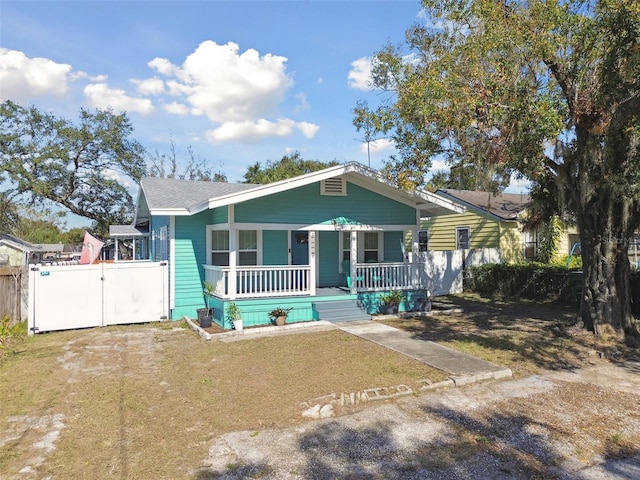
<box><xmin>338</xmin><ymin>320</ymin><xmax>512</xmax><ymax>384</ymax></box>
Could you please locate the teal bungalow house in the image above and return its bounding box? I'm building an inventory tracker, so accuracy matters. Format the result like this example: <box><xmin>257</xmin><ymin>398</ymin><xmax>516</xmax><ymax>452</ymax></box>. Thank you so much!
<box><xmin>130</xmin><ymin>162</ymin><xmax>463</xmax><ymax>327</ymax></box>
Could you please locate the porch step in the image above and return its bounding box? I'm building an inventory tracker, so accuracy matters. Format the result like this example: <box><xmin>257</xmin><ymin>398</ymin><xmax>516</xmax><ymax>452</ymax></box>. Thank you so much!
<box><xmin>313</xmin><ymin>299</ymin><xmax>371</xmax><ymax>323</ymax></box>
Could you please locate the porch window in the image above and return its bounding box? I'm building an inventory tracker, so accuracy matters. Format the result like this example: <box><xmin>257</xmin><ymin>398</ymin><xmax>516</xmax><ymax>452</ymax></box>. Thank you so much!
<box><xmin>239</xmin><ymin>230</ymin><xmax>258</xmax><ymax>265</ymax></box>
<box><xmin>418</xmin><ymin>230</ymin><xmax>429</xmax><ymax>252</ymax></box>
<box><xmin>342</xmin><ymin>232</ymin><xmax>351</xmax><ymax>261</ymax></box>
<box><xmin>211</xmin><ymin>230</ymin><xmax>230</xmax><ymax>266</ymax></box>
<box><xmin>364</xmin><ymin>232</ymin><xmax>379</xmax><ymax>262</ymax></box>
<box><xmin>456</xmin><ymin>227</ymin><xmax>470</xmax><ymax>250</ymax></box>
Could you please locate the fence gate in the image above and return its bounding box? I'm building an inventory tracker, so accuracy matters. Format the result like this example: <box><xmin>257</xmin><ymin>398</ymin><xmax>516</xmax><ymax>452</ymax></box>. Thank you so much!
<box><xmin>28</xmin><ymin>261</ymin><xmax>168</xmax><ymax>335</ymax></box>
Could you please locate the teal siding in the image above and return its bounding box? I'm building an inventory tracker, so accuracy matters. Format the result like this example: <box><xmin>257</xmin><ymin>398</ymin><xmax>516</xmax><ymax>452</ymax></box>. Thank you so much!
<box><xmin>172</xmin><ymin>212</ymin><xmax>208</xmax><ymax>319</ymax></box>
<box><xmin>263</xmin><ymin>230</ymin><xmax>288</xmax><ymax>265</ymax></box>
<box><xmin>235</xmin><ymin>182</ymin><xmax>416</xmax><ymax>226</ymax></box>
<box><xmin>318</xmin><ymin>231</ymin><xmax>343</xmax><ymax>287</ymax></box>
<box><xmin>217</xmin><ymin>297</ymin><xmax>316</xmax><ymax>329</ymax></box>
<box><xmin>384</xmin><ymin>231</ymin><xmax>405</xmax><ymax>262</ymax></box>
<box><xmin>210</xmin><ymin>206</ymin><xmax>228</xmax><ymax>224</ymax></box>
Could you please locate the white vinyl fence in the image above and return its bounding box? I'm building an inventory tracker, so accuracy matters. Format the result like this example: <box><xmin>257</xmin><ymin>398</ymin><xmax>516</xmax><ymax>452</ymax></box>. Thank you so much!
<box><xmin>416</xmin><ymin>250</ymin><xmax>464</xmax><ymax>296</ymax></box>
<box><xmin>464</xmin><ymin>248</ymin><xmax>503</xmax><ymax>267</ymax></box>
<box><xmin>28</xmin><ymin>261</ymin><xmax>168</xmax><ymax>335</ymax></box>
<box><xmin>414</xmin><ymin>248</ymin><xmax>501</xmax><ymax>296</ymax></box>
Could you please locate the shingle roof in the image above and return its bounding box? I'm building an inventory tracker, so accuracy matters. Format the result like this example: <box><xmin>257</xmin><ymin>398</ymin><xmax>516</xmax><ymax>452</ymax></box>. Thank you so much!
<box><xmin>437</xmin><ymin>189</ymin><xmax>530</xmax><ymax>221</ymax></box>
<box><xmin>139</xmin><ymin>177</ymin><xmax>257</xmax><ymax>211</ymax></box>
<box><xmin>109</xmin><ymin>225</ymin><xmax>148</xmax><ymax>237</ymax></box>
<box><xmin>135</xmin><ymin>164</ymin><xmax>466</xmax><ymax>219</ymax></box>
<box><xmin>0</xmin><ymin>234</ymin><xmax>38</xmax><ymax>252</ymax></box>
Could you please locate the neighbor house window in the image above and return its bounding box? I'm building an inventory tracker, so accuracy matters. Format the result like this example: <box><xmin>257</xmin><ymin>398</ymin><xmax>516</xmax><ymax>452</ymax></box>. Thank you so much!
<box><xmin>211</xmin><ymin>230</ymin><xmax>229</xmax><ymax>266</ymax></box>
<box><xmin>418</xmin><ymin>230</ymin><xmax>429</xmax><ymax>252</ymax></box>
<box><xmin>524</xmin><ymin>229</ymin><xmax>538</xmax><ymax>259</ymax></box>
<box><xmin>364</xmin><ymin>232</ymin><xmax>379</xmax><ymax>262</ymax></box>
<box><xmin>456</xmin><ymin>227</ymin><xmax>470</xmax><ymax>250</ymax></box>
<box><xmin>238</xmin><ymin>230</ymin><xmax>258</xmax><ymax>265</ymax></box>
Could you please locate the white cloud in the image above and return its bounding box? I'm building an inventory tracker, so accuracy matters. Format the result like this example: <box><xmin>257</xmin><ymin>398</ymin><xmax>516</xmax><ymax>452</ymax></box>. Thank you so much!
<box><xmin>358</xmin><ymin>138</ymin><xmax>395</xmax><ymax>155</ymax></box>
<box><xmin>141</xmin><ymin>40</ymin><xmax>311</xmax><ymax>143</ymax></box>
<box><xmin>84</xmin><ymin>83</ymin><xmax>155</xmax><ymax>115</ymax></box>
<box><xmin>71</xmin><ymin>71</ymin><xmax>107</xmax><ymax>82</ymax></box>
<box><xmin>132</xmin><ymin>77</ymin><xmax>164</xmax><ymax>95</ymax></box>
<box><xmin>293</xmin><ymin>93</ymin><xmax>310</xmax><ymax>112</ymax></box>
<box><xmin>206</xmin><ymin>118</ymin><xmax>318</xmax><ymax>143</ymax></box>
<box><xmin>147</xmin><ymin>57</ymin><xmax>175</xmax><ymax>76</ymax></box>
<box><xmin>297</xmin><ymin>121</ymin><xmax>319</xmax><ymax>139</ymax></box>
<box><xmin>162</xmin><ymin>101</ymin><xmax>189</xmax><ymax>115</ymax></box>
<box><xmin>0</xmin><ymin>48</ymin><xmax>72</xmax><ymax>102</ymax></box>
<box><xmin>148</xmin><ymin>41</ymin><xmax>293</xmax><ymax>123</ymax></box>
<box><xmin>430</xmin><ymin>158</ymin><xmax>450</xmax><ymax>171</ymax></box>
<box><xmin>347</xmin><ymin>56</ymin><xmax>373</xmax><ymax>91</ymax></box>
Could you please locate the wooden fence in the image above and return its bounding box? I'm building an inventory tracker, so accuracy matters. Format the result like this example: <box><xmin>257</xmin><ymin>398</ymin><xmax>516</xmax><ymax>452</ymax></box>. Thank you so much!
<box><xmin>0</xmin><ymin>266</ymin><xmax>24</xmax><ymax>323</ymax></box>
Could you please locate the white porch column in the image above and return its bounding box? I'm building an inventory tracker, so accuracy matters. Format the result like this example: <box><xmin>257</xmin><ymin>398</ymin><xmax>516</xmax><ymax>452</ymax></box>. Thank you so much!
<box><xmin>309</xmin><ymin>231</ymin><xmax>316</xmax><ymax>295</ymax></box>
<box><xmin>411</xmin><ymin>228</ymin><xmax>420</xmax><ymax>288</ymax></box>
<box><xmin>350</xmin><ymin>230</ymin><xmax>357</xmax><ymax>294</ymax></box>
<box><xmin>228</xmin><ymin>206</ymin><xmax>237</xmax><ymax>300</ymax></box>
<box><xmin>411</xmin><ymin>229</ymin><xmax>419</xmax><ymax>261</ymax></box>
<box><xmin>114</xmin><ymin>238</ymin><xmax>119</xmax><ymax>261</ymax></box>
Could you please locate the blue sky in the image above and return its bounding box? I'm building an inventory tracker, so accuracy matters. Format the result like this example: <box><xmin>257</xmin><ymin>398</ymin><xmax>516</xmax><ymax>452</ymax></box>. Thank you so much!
<box><xmin>1</xmin><ymin>0</ymin><xmax>528</xmax><ymax>228</ymax></box>
<box><xmin>1</xmin><ymin>1</ymin><xmax>423</xmax><ymax>176</ymax></box>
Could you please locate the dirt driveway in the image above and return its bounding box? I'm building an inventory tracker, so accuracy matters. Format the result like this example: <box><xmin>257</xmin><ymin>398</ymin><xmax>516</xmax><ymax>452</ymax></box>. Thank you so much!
<box><xmin>2</xmin><ymin>302</ymin><xmax>640</xmax><ymax>479</ymax></box>
<box><xmin>197</xmin><ymin>361</ymin><xmax>640</xmax><ymax>479</ymax></box>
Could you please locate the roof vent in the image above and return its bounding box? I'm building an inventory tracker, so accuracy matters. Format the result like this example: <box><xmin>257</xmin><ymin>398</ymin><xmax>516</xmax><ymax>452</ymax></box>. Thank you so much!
<box><xmin>321</xmin><ymin>177</ymin><xmax>346</xmax><ymax>196</ymax></box>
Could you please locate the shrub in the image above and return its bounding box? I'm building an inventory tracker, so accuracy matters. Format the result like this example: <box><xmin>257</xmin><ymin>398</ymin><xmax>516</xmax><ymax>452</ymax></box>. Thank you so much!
<box><xmin>465</xmin><ymin>263</ymin><xmax>575</xmax><ymax>301</ymax></box>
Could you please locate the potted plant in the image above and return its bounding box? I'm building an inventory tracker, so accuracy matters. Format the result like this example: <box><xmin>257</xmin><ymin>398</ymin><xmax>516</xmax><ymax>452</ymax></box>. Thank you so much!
<box><xmin>268</xmin><ymin>307</ymin><xmax>292</xmax><ymax>326</ymax></box>
<box><xmin>379</xmin><ymin>290</ymin><xmax>404</xmax><ymax>315</ymax></box>
<box><xmin>227</xmin><ymin>302</ymin><xmax>243</xmax><ymax>333</ymax></box>
<box><xmin>197</xmin><ymin>281</ymin><xmax>216</xmax><ymax>328</ymax></box>
<box><xmin>414</xmin><ymin>289</ymin><xmax>432</xmax><ymax>313</ymax></box>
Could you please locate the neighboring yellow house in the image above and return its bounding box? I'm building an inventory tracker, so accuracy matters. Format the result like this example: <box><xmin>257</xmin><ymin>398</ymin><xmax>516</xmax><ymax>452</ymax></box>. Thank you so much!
<box><xmin>423</xmin><ymin>189</ymin><xmax>578</xmax><ymax>264</ymax></box>
<box><xmin>0</xmin><ymin>234</ymin><xmax>39</xmax><ymax>266</ymax></box>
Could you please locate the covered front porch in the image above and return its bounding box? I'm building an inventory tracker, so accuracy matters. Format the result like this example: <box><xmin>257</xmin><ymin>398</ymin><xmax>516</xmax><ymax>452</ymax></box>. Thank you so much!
<box><xmin>203</xmin><ymin>260</ymin><xmax>422</xmax><ymax>299</ymax></box>
<box><xmin>203</xmin><ymin>224</ymin><xmax>428</xmax><ymax>300</ymax></box>
<box><xmin>199</xmin><ymin>224</ymin><xmax>449</xmax><ymax>329</ymax></box>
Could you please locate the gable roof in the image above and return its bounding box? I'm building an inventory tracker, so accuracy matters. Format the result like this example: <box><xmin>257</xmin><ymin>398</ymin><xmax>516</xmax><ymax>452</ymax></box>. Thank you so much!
<box><xmin>436</xmin><ymin>189</ymin><xmax>530</xmax><ymax>221</ymax></box>
<box><xmin>0</xmin><ymin>234</ymin><xmax>38</xmax><ymax>252</ymax></box>
<box><xmin>135</xmin><ymin>162</ymin><xmax>464</xmax><ymax>222</ymax></box>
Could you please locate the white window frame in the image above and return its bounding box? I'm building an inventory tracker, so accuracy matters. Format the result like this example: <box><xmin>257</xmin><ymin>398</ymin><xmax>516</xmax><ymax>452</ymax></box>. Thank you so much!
<box><xmin>418</xmin><ymin>230</ymin><xmax>429</xmax><ymax>252</ymax></box>
<box><xmin>210</xmin><ymin>229</ymin><xmax>230</xmax><ymax>266</ymax></box>
<box><xmin>238</xmin><ymin>230</ymin><xmax>260</xmax><ymax>265</ymax></box>
<box><xmin>524</xmin><ymin>229</ymin><xmax>538</xmax><ymax>259</ymax></box>
<box><xmin>338</xmin><ymin>231</ymin><xmax>384</xmax><ymax>270</ymax></box>
<box><xmin>456</xmin><ymin>227</ymin><xmax>470</xmax><ymax>250</ymax></box>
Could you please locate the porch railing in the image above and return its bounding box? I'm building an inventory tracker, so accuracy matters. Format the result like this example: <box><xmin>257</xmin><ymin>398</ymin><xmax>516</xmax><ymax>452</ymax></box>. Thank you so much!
<box><xmin>353</xmin><ymin>262</ymin><xmax>418</xmax><ymax>291</ymax></box>
<box><xmin>203</xmin><ymin>264</ymin><xmax>311</xmax><ymax>299</ymax></box>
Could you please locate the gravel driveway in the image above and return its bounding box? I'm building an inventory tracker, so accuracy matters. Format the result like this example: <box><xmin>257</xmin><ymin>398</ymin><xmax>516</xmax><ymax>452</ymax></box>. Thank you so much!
<box><xmin>197</xmin><ymin>362</ymin><xmax>640</xmax><ymax>479</ymax></box>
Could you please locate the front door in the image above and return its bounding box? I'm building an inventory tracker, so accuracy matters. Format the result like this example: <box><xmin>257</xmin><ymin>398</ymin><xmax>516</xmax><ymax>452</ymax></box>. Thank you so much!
<box><xmin>291</xmin><ymin>231</ymin><xmax>309</xmax><ymax>265</ymax></box>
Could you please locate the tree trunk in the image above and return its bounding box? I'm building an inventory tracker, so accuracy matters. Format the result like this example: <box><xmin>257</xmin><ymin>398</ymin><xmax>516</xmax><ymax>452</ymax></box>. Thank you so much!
<box><xmin>569</xmin><ymin>126</ymin><xmax>639</xmax><ymax>338</ymax></box>
<box><xmin>579</xmin><ymin>219</ymin><xmax>632</xmax><ymax>335</ymax></box>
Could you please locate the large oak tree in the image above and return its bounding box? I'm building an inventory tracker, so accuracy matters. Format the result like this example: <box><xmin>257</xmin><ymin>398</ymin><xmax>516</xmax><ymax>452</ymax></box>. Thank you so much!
<box><xmin>243</xmin><ymin>151</ymin><xmax>339</xmax><ymax>184</ymax></box>
<box><xmin>355</xmin><ymin>0</ymin><xmax>640</xmax><ymax>337</ymax></box>
<box><xmin>0</xmin><ymin>101</ymin><xmax>146</xmax><ymax>235</ymax></box>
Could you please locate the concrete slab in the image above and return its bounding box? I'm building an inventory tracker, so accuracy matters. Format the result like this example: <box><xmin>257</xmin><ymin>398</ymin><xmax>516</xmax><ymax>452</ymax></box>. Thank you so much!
<box><xmin>339</xmin><ymin>321</ymin><xmax>512</xmax><ymax>380</ymax></box>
